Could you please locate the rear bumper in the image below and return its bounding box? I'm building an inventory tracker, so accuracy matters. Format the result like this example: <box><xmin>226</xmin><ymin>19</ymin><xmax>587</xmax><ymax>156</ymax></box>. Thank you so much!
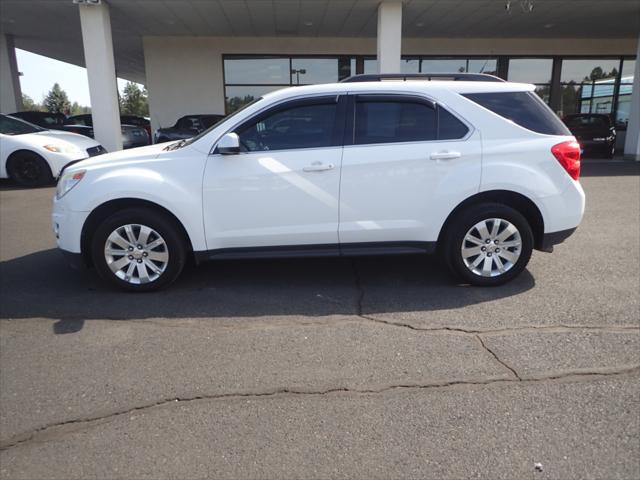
<box><xmin>537</xmin><ymin>227</ymin><xmax>577</xmax><ymax>252</ymax></box>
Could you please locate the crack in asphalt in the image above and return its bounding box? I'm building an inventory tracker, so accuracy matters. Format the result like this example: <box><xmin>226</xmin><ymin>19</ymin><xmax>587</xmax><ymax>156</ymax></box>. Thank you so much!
<box><xmin>347</xmin><ymin>259</ymin><xmax>639</xmax><ymax>337</ymax></box>
<box><xmin>1</xmin><ymin>366</ymin><xmax>638</xmax><ymax>452</ymax></box>
<box><xmin>475</xmin><ymin>334</ymin><xmax>522</xmax><ymax>380</ymax></box>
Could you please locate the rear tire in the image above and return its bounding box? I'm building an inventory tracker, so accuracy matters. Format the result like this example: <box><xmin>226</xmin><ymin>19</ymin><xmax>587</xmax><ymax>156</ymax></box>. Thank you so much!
<box><xmin>442</xmin><ymin>203</ymin><xmax>533</xmax><ymax>286</ymax></box>
<box><xmin>6</xmin><ymin>151</ymin><xmax>54</xmax><ymax>187</ymax></box>
<box><xmin>91</xmin><ymin>207</ymin><xmax>187</xmax><ymax>292</ymax></box>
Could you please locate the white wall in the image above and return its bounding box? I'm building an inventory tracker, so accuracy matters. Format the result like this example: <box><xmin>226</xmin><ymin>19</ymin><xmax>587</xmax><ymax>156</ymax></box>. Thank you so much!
<box><xmin>143</xmin><ymin>35</ymin><xmax>638</xmax><ymax>134</ymax></box>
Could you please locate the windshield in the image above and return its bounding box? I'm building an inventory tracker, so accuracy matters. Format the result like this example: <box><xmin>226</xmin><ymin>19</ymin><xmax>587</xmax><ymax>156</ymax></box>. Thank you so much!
<box><xmin>0</xmin><ymin>115</ymin><xmax>45</xmax><ymax>135</ymax></box>
<box><xmin>167</xmin><ymin>98</ymin><xmax>263</xmax><ymax>150</ymax></box>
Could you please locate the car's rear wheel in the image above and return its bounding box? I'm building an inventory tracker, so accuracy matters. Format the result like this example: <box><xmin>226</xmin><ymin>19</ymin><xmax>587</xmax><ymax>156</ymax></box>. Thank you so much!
<box><xmin>6</xmin><ymin>151</ymin><xmax>54</xmax><ymax>187</ymax></box>
<box><xmin>443</xmin><ymin>203</ymin><xmax>533</xmax><ymax>286</ymax></box>
<box><xmin>91</xmin><ymin>208</ymin><xmax>187</xmax><ymax>292</ymax></box>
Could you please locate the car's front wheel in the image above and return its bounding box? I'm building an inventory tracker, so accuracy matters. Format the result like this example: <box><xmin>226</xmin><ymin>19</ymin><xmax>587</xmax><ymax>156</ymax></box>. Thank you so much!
<box><xmin>91</xmin><ymin>208</ymin><xmax>187</xmax><ymax>292</ymax></box>
<box><xmin>443</xmin><ymin>203</ymin><xmax>533</xmax><ymax>286</ymax></box>
<box><xmin>6</xmin><ymin>151</ymin><xmax>54</xmax><ymax>187</ymax></box>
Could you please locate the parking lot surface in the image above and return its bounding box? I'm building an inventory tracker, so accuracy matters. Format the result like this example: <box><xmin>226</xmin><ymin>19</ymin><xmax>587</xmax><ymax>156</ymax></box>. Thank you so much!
<box><xmin>0</xmin><ymin>162</ymin><xmax>639</xmax><ymax>479</ymax></box>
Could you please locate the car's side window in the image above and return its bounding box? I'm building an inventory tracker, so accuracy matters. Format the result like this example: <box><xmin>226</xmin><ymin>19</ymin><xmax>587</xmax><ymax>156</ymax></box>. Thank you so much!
<box><xmin>354</xmin><ymin>97</ymin><xmax>437</xmax><ymax>145</ymax></box>
<box><xmin>236</xmin><ymin>100</ymin><xmax>338</xmax><ymax>152</ymax></box>
<box><xmin>438</xmin><ymin>106</ymin><xmax>470</xmax><ymax>140</ymax></box>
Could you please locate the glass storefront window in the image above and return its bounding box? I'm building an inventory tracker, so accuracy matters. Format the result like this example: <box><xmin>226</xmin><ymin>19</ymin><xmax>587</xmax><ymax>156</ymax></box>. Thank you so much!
<box><xmin>290</xmin><ymin>58</ymin><xmax>339</xmax><ymax>85</ymax></box>
<box><xmin>225</xmin><ymin>85</ymin><xmax>285</xmax><ymax>113</ymax></box>
<box><xmin>421</xmin><ymin>58</ymin><xmax>497</xmax><ymax>75</ymax></box>
<box><xmin>508</xmin><ymin>58</ymin><xmax>553</xmax><ymax>83</ymax></box>
<box><xmin>224</xmin><ymin>58</ymin><xmax>290</xmax><ymax>85</ymax></box>
<box><xmin>561</xmin><ymin>59</ymin><xmax>620</xmax><ymax>83</ymax></box>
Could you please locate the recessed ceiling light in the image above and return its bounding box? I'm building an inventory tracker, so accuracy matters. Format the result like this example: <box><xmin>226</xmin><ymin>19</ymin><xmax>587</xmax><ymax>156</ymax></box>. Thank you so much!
<box><xmin>304</xmin><ymin>21</ymin><xmax>313</xmax><ymax>26</ymax></box>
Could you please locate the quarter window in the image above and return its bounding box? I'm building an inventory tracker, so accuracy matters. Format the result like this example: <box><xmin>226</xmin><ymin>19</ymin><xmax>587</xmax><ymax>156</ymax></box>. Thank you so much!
<box><xmin>236</xmin><ymin>101</ymin><xmax>338</xmax><ymax>152</ymax></box>
<box><xmin>438</xmin><ymin>107</ymin><xmax>469</xmax><ymax>140</ymax></box>
<box><xmin>463</xmin><ymin>91</ymin><xmax>570</xmax><ymax>136</ymax></box>
<box><xmin>354</xmin><ymin>100</ymin><xmax>437</xmax><ymax>145</ymax></box>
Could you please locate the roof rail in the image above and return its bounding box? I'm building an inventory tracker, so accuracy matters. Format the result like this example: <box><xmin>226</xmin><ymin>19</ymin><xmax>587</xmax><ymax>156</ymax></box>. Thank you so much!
<box><xmin>340</xmin><ymin>73</ymin><xmax>506</xmax><ymax>83</ymax></box>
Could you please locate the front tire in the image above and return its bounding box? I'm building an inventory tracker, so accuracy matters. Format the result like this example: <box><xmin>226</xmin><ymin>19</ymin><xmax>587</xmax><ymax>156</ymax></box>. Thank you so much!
<box><xmin>91</xmin><ymin>207</ymin><xmax>187</xmax><ymax>292</ymax></box>
<box><xmin>6</xmin><ymin>151</ymin><xmax>54</xmax><ymax>187</ymax></box>
<box><xmin>442</xmin><ymin>203</ymin><xmax>533</xmax><ymax>286</ymax></box>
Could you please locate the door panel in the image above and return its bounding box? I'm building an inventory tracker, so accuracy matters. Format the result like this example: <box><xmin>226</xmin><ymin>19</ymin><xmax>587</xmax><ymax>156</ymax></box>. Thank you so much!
<box><xmin>339</xmin><ymin>96</ymin><xmax>482</xmax><ymax>245</ymax></box>
<box><xmin>203</xmin><ymin>148</ymin><xmax>342</xmax><ymax>249</ymax></box>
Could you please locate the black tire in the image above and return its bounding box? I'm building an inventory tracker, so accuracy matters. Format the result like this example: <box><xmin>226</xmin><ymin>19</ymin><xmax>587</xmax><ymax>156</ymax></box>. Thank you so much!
<box><xmin>6</xmin><ymin>151</ymin><xmax>54</xmax><ymax>187</ymax></box>
<box><xmin>91</xmin><ymin>207</ymin><xmax>187</xmax><ymax>292</ymax></box>
<box><xmin>442</xmin><ymin>203</ymin><xmax>533</xmax><ymax>286</ymax></box>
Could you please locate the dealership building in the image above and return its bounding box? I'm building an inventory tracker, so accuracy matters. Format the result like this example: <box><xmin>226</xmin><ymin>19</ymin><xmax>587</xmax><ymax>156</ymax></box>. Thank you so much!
<box><xmin>0</xmin><ymin>0</ymin><xmax>639</xmax><ymax>159</ymax></box>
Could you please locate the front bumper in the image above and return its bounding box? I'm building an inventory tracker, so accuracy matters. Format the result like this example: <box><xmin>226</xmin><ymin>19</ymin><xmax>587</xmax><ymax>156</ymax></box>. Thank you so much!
<box><xmin>52</xmin><ymin>196</ymin><xmax>89</xmax><ymax>255</ymax></box>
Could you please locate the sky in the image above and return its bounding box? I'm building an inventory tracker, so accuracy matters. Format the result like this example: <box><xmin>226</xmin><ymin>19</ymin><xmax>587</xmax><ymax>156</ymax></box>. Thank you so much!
<box><xmin>16</xmin><ymin>49</ymin><xmax>139</xmax><ymax>107</ymax></box>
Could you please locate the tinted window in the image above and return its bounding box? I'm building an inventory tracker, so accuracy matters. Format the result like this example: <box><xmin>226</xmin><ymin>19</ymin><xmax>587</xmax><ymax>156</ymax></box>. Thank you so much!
<box><xmin>463</xmin><ymin>91</ymin><xmax>570</xmax><ymax>135</ymax></box>
<box><xmin>355</xmin><ymin>100</ymin><xmax>436</xmax><ymax>145</ymax></box>
<box><xmin>438</xmin><ymin>107</ymin><xmax>469</xmax><ymax>140</ymax></box>
<box><xmin>176</xmin><ymin>117</ymin><xmax>201</xmax><ymax>130</ymax></box>
<box><xmin>237</xmin><ymin>102</ymin><xmax>337</xmax><ymax>152</ymax></box>
<box><xmin>66</xmin><ymin>116</ymin><xmax>90</xmax><ymax>126</ymax></box>
<box><xmin>0</xmin><ymin>115</ymin><xmax>43</xmax><ymax>135</ymax></box>
<box><xmin>564</xmin><ymin>115</ymin><xmax>610</xmax><ymax>129</ymax></box>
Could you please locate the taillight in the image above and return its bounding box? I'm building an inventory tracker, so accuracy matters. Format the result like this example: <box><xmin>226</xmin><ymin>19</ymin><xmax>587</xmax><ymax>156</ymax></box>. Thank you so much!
<box><xmin>551</xmin><ymin>141</ymin><xmax>581</xmax><ymax>180</ymax></box>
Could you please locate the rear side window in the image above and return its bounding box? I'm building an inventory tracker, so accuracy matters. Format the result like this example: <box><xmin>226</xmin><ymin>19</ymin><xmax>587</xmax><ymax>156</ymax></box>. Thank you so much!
<box><xmin>355</xmin><ymin>100</ymin><xmax>437</xmax><ymax>144</ymax></box>
<box><xmin>438</xmin><ymin>107</ymin><xmax>469</xmax><ymax>140</ymax></box>
<box><xmin>463</xmin><ymin>91</ymin><xmax>570</xmax><ymax>136</ymax></box>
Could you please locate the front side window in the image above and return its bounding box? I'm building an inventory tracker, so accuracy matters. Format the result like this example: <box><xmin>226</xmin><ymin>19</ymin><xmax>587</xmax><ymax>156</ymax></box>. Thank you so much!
<box><xmin>236</xmin><ymin>101</ymin><xmax>337</xmax><ymax>152</ymax></box>
<box><xmin>354</xmin><ymin>100</ymin><xmax>436</xmax><ymax>145</ymax></box>
<box><xmin>463</xmin><ymin>91</ymin><xmax>570</xmax><ymax>136</ymax></box>
<box><xmin>0</xmin><ymin>115</ymin><xmax>44</xmax><ymax>135</ymax></box>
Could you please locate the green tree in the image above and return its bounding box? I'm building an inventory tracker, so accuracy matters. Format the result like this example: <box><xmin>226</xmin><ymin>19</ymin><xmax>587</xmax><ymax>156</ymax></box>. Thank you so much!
<box><xmin>21</xmin><ymin>93</ymin><xmax>42</xmax><ymax>111</ymax></box>
<box><xmin>120</xmin><ymin>82</ymin><xmax>148</xmax><ymax>116</ymax></box>
<box><xmin>70</xmin><ymin>102</ymin><xmax>91</xmax><ymax>116</ymax></box>
<box><xmin>43</xmin><ymin>83</ymin><xmax>71</xmax><ymax>114</ymax></box>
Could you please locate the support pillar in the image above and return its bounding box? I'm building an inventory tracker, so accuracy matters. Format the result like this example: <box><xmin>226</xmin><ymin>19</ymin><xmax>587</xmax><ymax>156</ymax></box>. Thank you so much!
<box><xmin>78</xmin><ymin>1</ymin><xmax>122</xmax><ymax>151</ymax></box>
<box><xmin>377</xmin><ymin>1</ymin><xmax>403</xmax><ymax>74</ymax></box>
<box><xmin>623</xmin><ymin>34</ymin><xmax>640</xmax><ymax>161</ymax></box>
<box><xmin>0</xmin><ymin>34</ymin><xmax>22</xmax><ymax>113</ymax></box>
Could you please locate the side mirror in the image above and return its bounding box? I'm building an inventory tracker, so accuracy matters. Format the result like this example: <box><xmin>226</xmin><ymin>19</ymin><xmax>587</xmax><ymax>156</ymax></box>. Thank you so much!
<box><xmin>217</xmin><ymin>132</ymin><xmax>240</xmax><ymax>155</ymax></box>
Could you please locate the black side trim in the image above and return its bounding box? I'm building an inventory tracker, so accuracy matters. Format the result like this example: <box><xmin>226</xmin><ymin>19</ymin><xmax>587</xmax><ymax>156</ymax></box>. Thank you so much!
<box><xmin>194</xmin><ymin>241</ymin><xmax>436</xmax><ymax>263</ymax></box>
<box><xmin>537</xmin><ymin>228</ymin><xmax>577</xmax><ymax>252</ymax></box>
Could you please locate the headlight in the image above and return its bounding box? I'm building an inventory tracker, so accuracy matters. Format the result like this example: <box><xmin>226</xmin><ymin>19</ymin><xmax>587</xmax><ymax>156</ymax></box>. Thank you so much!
<box><xmin>56</xmin><ymin>170</ymin><xmax>86</xmax><ymax>199</ymax></box>
<box><xmin>44</xmin><ymin>144</ymin><xmax>82</xmax><ymax>154</ymax></box>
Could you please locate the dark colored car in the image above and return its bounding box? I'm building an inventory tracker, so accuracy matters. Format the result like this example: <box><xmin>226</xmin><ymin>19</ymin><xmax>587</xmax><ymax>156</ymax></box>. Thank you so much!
<box><xmin>562</xmin><ymin>113</ymin><xmax>616</xmax><ymax>159</ymax></box>
<box><xmin>120</xmin><ymin>115</ymin><xmax>151</xmax><ymax>138</ymax></box>
<box><xmin>9</xmin><ymin>111</ymin><xmax>94</xmax><ymax>138</ymax></box>
<box><xmin>65</xmin><ymin>114</ymin><xmax>150</xmax><ymax>149</ymax></box>
<box><xmin>154</xmin><ymin>114</ymin><xmax>224</xmax><ymax>143</ymax></box>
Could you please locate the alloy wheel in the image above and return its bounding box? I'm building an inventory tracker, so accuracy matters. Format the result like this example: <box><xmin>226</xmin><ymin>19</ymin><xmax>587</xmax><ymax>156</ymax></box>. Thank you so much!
<box><xmin>104</xmin><ymin>224</ymin><xmax>169</xmax><ymax>284</ymax></box>
<box><xmin>461</xmin><ymin>218</ymin><xmax>522</xmax><ymax>277</ymax></box>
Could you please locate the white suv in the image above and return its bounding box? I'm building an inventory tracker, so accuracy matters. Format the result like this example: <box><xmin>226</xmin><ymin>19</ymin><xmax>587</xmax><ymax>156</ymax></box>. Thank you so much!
<box><xmin>52</xmin><ymin>73</ymin><xmax>585</xmax><ymax>291</ymax></box>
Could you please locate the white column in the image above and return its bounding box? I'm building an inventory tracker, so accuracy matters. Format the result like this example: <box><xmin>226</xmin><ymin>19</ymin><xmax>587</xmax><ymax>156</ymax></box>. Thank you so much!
<box><xmin>0</xmin><ymin>34</ymin><xmax>22</xmax><ymax>113</ymax></box>
<box><xmin>78</xmin><ymin>1</ymin><xmax>122</xmax><ymax>152</ymax></box>
<box><xmin>623</xmin><ymin>34</ymin><xmax>640</xmax><ymax>161</ymax></box>
<box><xmin>377</xmin><ymin>1</ymin><xmax>403</xmax><ymax>74</ymax></box>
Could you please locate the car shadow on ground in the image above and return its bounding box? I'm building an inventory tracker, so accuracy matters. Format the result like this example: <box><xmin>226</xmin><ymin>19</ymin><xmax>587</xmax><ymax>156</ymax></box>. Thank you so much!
<box><xmin>0</xmin><ymin>248</ymin><xmax>535</xmax><ymax>334</ymax></box>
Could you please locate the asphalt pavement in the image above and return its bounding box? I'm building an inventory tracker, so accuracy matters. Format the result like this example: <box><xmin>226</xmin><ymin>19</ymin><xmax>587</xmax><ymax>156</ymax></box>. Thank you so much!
<box><xmin>0</xmin><ymin>161</ymin><xmax>638</xmax><ymax>479</ymax></box>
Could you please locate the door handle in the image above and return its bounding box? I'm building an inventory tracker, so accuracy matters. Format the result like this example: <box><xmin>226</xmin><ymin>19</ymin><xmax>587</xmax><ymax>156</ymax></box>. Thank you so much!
<box><xmin>430</xmin><ymin>151</ymin><xmax>461</xmax><ymax>161</ymax></box>
<box><xmin>303</xmin><ymin>163</ymin><xmax>335</xmax><ymax>172</ymax></box>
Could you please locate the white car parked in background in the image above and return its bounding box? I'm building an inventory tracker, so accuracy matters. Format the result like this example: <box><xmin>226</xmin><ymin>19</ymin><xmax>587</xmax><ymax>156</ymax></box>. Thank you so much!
<box><xmin>0</xmin><ymin>114</ymin><xmax>106</xmax><ymax>187</ymax></box>
<box><xmin>52</xmin><ymin>73</ymin><xmax>585</xmax><ymax>291</ymax></box>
